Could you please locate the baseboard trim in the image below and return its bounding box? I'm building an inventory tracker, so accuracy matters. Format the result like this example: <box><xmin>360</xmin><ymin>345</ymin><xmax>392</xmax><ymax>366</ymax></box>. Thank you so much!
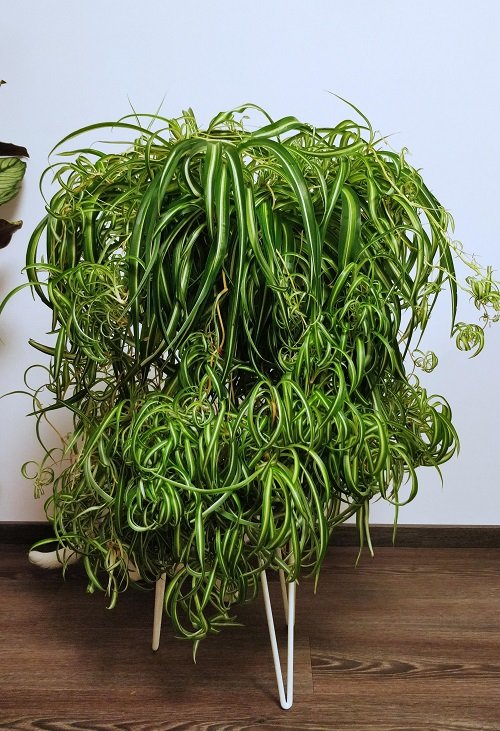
<box><xmin>333</xmin><ymin>524</ymin><xmax>500</xmax><ymax>548</ymax></box>
<box><xmin>1</xmin><ymin>522</ymin><xmax>499</xmax><ymax>548</ymax></box>
<box><xmin>0</xmin><ymin>522</ymin><xmax>54</xmax><ymax>545</ymax></box>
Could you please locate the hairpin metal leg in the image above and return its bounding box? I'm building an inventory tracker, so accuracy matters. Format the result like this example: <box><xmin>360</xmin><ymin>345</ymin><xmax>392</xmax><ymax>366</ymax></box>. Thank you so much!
<box><xmin>152</xmin><ymin>567</ymin><xmax>297</xmax><ymax>711</ymax></box>
<box><xmin>261</xmin><ymin>569</ymin><xmax>296</xmax><ymax>710</ymax></box>
<box><xmin>152</xmin><ymin>572</ymin><xmax>166</xmax><ymax>651</ymax></box>
<box><xmin>276</xmin><ymin>546</ymin><xmax>289</xmax><ymax>625</ymax></box>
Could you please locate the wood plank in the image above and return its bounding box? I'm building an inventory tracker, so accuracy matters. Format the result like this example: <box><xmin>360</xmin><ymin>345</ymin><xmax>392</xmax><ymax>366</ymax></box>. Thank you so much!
<box><xmin>1</xmin><ymin>546</ymin><xmax>500</xmax><ymax>729</ymax></box>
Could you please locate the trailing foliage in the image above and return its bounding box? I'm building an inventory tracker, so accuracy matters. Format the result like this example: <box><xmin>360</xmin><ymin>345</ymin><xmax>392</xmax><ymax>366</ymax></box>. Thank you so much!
<box><xmin>6</xmin><ymin>103</ymin><xmax>500</xmax><ymax>644</ymax></box>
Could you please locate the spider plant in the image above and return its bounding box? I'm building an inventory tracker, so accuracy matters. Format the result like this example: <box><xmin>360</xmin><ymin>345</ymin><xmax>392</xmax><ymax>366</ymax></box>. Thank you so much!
<box><xmin>4</xmin><ymin>102</ymin><xmax>499</xmax><ymax>646</ymax></box>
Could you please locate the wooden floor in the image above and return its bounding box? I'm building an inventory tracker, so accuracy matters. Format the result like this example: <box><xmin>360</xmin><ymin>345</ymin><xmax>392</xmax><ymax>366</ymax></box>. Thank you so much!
<box><xmin>1</xmin><ymin>544</ymin><xmax>500</xmax><ymax>730</ymax></box>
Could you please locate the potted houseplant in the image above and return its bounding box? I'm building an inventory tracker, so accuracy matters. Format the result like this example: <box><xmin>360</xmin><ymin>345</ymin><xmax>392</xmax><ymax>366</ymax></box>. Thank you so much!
<box><xmin>4</xmin><ymin>102</ymin><xmax>499</xmax><ymax>650</ymax></box>
<box><xmin>0</xmin><ymin>80</ymin><xmax>28</xmax><ymax>250</ymax></box>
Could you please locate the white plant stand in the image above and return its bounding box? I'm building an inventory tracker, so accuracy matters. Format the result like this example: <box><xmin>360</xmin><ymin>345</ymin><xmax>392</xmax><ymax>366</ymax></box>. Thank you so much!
<box><xmin>152</xmin><ymin>567</ymin><xmax>296</xmax><ymax>710</ymax></box>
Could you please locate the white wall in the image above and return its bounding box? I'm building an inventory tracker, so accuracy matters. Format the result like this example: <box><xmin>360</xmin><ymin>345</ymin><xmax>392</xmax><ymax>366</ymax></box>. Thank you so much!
<box><xmin>1</xmin><ymin>0</ymin><xmax>499</xmax><ymax>523</ymax></box>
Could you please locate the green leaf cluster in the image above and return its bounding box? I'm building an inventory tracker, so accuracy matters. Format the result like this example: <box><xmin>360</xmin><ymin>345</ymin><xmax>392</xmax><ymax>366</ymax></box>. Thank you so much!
<box><xmin>9</xmin><ymin>103</ymin><xmax>499</xmax><ymax>643</ymax></box>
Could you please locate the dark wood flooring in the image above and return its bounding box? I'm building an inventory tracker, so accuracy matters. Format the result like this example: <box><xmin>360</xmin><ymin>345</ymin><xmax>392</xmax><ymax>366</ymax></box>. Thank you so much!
<box><xmin>1</xmin><ymin>544</ymin><xmax>500</xmax><ymax>730</ymax></box>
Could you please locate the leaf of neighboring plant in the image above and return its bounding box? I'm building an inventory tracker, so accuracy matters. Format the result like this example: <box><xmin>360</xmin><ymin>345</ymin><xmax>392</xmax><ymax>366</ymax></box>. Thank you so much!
<box><xmin>0</xmin><ymin>157</ymin><xmax>26</xmax><ymax>205</ymax></box>
<box><xmin>0</xmin><ymin>142</ymin><xmax>29</xmax><ymax>158</ymax></box>
<box><xmin>338</xmin><ymin>185</ymin><xmax>362</xmax><ymax>269</ymax></box>
<box><xmin>0</xmin><ymin>218</ymin><xmax>22</xmax><ymax>249</ymax></box>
